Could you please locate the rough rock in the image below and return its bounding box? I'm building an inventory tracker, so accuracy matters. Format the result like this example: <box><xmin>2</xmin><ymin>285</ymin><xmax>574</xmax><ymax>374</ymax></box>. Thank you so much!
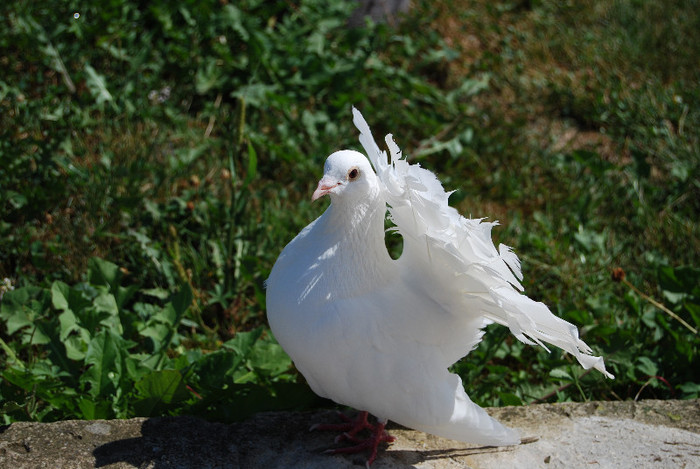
<box><xmin>1</xmin><ymin>400</ymin><xmax>698</xmax><ymax>468</ymax></box>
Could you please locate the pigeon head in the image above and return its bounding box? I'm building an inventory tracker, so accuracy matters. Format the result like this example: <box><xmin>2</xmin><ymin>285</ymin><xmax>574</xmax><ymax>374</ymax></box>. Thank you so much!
<box><xmin>312</xmin><ymin>150</ymin><xmax>379</xmax><ymax>203</ymax></box>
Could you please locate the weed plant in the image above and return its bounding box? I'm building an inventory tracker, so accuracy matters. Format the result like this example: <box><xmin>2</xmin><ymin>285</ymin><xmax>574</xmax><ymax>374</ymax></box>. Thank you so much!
<box><xmin>1</xmin><ymin>0</ymin><xmax>698</xmax><ymax>423</ymax></box>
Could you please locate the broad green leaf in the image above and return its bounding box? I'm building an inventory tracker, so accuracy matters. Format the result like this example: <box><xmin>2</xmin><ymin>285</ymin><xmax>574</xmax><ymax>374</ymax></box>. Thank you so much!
<box><xmin>58</xmin><ymin>307</ymin><xmax>91</xmax><ymax>359</ymax></box>
<box><xmin>63</xmin><ymin>335</ymin><xmax>88</xmax><ymax>361</ymax></box>
<box><xmin>81</xmin><ymin>330</ymin><xmax>126</xmax><ymax>398</ymax></box>
<box><xmin>116</xmin><ymin>284</ymin><xmax>140</xmax><ymax>311</ymax></box>
<box><xmin>170</xmin><ymin>284</ymin><xmax>192</xmax><ymax>319</ymax></box>
<box><xmin>247</xmin><ymin>341</ymin><xmax>291</xmax><ymax>377</ymax></box>
<box><xmin>1</xmin><ymin>366</ymin><xmax>36</xmax><ymax>391</ymax></box>
<box><xmin>139</xmin><ymin>321</ymin><xmax>170</xmax><ymax>345</ymax></box>
<box><xmin>662</xmin><ymin>290</ymin><xmax>686</xmax><ymax>305</ymax></box>
<box><xmin>1</xmin><ymin>401</ymin><xmax>24</xmax><ymax>416</ymax></box>
<box><xmin>94</xmin><ymin>291</ymin><xmax>122</xmax><ymax>334</ymax></box>
<box><xmin>142</xmin><ymin>288</ymin><xmax>170</xmax><ymax>300</ymax></box>
<box><xmin>74</xmin><ymin>306</ymin><xmax>105</xmax><ymax>335</ymax></box>
<box><xmin>84</xmin><ymin>63</ymin><xmax>114</xmax><ymax>106</ymax></box>
<box><xmin>77</xmin><ymin>397</ymin><xmax>112</xmax><ymax>420</ymax></box>
<box><xmin>94</xmin><ymin>292</ymin><xmax>119</xmax><ymax>316</ymax></box>
<box><xmin>134</xmin><ymin>302</ymin><xmax>161</xmax><ymax>320</ymax></box>
<box><xmin>125</xmin><ymin>354</ymin><xmax>156</xmax><ymax>381</ymax></box>
<box><xmin>52</xmin><ymin>281</ymin><xmax>89</xmax><ymax>310</ymax></box>
<box><xmin>549</xmin><ymin>368</ymin><xmax>574</xmax><ymax>381</ymax></box>
<box><xmin>137</xmin><ymin>286</ymin><xmax>192</xmax><ymax>370</ymax></box>
<box><xmin>133</xmin><ymin>369</ymin><xmax>189</xmax><ymax>416</ymax></box>
<box><xmin>195</xmin><ymin>350</ymin><xmax>237</xmax><ymax>391</ymax></box>
<box><xmin>78</xmin><ymin>398</ymin><xmax>97</xmax><ymax>420</ymax></box>
<box><xmin>87</xmin><ymin>257</ymin><xmax>122</xmax><ymax>292</ymax></box>
<box><xmin>158</xmin><ymin>303</ymin><xmax>178</xmax><ymax>327</ymax></box>
<box><xmin>679</xmin><ymin>382</ymin><xmax>700</xmax><ymax>398</ymax></box>
<box><xmin>2</xmin><ymin>301</ymin><xmax>35</xmax><ymax>336</ymax></box>
<box><xmin>222</xmin><ymin>328</ymin><xmax>263</xmax><ymax>356</ymax></box>
<box><xmin>51</xmin><ymin>281</ymin><xmax>71</xmax><ymax>311</ymax></box>
<box><xmin>686</xmin><ymin>302</ymin><xmax>700</xmax><ymax>327</ymax></box>
<box><xmin>658</xmin><ymin>266</ymin><xmax>684</xmax><ymax>295</ymax></box>
<box><xmin>498</xmin><ymin>392</ymin><xmax>523</xmax><ymax>406</ymax></box>
<box><xmin>636</xmin><ymin>356</ymin><xmax>659</xmax><ymax>377</ymax></box>
<box><xmin>0</xmin><ymin>286</ymin><xmax>50</xmax><ymax>335</ymax></box>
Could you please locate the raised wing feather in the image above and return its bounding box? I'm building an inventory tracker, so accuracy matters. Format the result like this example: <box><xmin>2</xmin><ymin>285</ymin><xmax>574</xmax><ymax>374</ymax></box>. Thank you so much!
<box><xmin>352</xmin><ymin>107</ymin><xmax>613</xmax><ymax>379</ymax></box>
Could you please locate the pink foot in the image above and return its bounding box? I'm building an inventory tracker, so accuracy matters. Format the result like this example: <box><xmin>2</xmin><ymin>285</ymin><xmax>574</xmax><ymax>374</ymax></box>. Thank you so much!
<box><xmin>311</xmin><ymin>411</ymin><xmax>396</xmax><ymax>467</ymax></box>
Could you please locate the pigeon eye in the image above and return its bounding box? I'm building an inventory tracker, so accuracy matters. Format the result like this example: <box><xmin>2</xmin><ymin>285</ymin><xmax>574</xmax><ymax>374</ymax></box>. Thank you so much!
<box><xmin>348</xmin><ymin>167</ymin><xmax>360</xmax><ymax>181</ymax></box>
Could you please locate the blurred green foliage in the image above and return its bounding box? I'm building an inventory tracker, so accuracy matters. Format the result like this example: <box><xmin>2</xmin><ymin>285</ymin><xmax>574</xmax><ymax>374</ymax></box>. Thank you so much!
<box><xmin>1</xmin><ymin>0</ymin><xmax>698</xmax><ymax>422</ymax></box>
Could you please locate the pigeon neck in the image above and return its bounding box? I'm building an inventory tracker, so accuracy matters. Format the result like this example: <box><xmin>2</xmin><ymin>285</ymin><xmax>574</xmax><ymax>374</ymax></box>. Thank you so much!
<box><xmin>321</xmin><ymin>192</ymin><xmax>393</xmax><ymax>290</ymax></box>
<box><xmin>326</xmin><ymin>191</ymin><xmax>385</xmax><ymax>241</ymax></box>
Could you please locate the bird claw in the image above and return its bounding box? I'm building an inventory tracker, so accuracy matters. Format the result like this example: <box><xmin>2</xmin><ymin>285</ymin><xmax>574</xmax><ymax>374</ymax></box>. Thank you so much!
<box><xmin>335</xmin><ymin>431</ymin><xmax>370</xmax><ymax>444</ymax></box>
<box><xmin>312</xmin><ymin>411</ymin><xmax>395</xmax><ymax>467</ymax></box>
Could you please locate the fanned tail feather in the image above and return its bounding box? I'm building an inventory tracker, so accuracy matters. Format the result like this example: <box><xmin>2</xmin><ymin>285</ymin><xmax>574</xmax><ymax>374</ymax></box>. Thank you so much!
<box><xmin>498</xmin><ymin>244</ymin><xmax>523</xmax><ymax>281</ymax></box>
<box><xmin>351</xmin><ymin>106</ymin><xmax>613</xmax><ymax>379</ymax></box>
<box><xmin>487</xmin><ymin>286</ymin><xmax>614</xmax><ymax>378</ymax></box>
<box><xmin>408</xmin><ymin>374</ymin><xmax>520</xmax><ymax>445</ymax></box>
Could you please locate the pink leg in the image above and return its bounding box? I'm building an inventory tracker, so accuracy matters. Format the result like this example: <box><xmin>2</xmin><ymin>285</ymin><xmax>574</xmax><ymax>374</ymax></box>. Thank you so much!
<box><xmin>311</xmin><ymin>411</ymin><xmax>396</xmax><ymax>467</ymax></box>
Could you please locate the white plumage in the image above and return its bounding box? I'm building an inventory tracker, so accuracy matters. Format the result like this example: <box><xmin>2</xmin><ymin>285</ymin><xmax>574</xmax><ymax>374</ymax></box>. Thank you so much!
<box><xmin>266</xmin><ymin>108</ymin><xmax>613</xmax><ymax>453</ymax></box>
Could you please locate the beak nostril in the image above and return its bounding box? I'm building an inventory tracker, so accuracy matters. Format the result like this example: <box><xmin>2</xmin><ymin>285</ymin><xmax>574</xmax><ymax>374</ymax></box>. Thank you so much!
<box><xmin>312</xmin><ymin>178</ymin><xmax>343</xmax><ymax>201</ymax></box>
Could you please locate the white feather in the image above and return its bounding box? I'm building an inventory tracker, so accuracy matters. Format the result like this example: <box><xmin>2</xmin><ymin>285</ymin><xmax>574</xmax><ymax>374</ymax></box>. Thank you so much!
<box><xmin>352</xmin><ymin>107</ymin><xmax>613</xmax><ymax>378</ymax></box>
<box><xmin>266</xmin><ymin>109</ymin><xmax>613</xmax><ymax>450</ymax></box>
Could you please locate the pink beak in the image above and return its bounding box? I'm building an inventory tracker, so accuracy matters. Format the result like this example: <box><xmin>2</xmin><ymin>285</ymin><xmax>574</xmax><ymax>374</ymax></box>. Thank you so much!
<box><xmin>312</xmin><ymin>176</ymin><xmax>341</xmax><ymax>201</ymax></box>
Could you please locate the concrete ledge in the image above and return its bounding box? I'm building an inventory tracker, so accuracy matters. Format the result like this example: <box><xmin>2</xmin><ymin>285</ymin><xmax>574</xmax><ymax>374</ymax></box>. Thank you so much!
<box><xmin>1</xmin><ymin>400</ymin><xmax>698</xmax><ymax>468</ymax></box>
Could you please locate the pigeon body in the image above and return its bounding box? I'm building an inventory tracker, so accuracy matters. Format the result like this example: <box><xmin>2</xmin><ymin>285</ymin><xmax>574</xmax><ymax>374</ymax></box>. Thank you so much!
<box><xmin>266</xmin><ymin>108</ymin><xmax>612</xmax><ymax>450</ymax></box>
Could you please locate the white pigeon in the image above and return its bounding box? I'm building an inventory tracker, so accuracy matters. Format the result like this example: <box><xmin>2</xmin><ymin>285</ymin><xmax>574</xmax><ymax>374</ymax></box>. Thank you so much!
<box><xmin>266</xmin><ymin>107</ymin><xmax>613</xmax><ymax>465</ymax></box>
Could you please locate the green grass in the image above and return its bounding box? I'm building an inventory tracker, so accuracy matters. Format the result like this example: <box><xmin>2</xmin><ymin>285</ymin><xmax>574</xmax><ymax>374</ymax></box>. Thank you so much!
<box><xmin>1</xmin><ymin>0</ymin><xmax>698</xmax><ymax>423</ymax></box>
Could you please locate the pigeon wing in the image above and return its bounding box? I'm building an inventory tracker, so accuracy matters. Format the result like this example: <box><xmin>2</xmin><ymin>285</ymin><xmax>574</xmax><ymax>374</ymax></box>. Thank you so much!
<box><xmin>352</xmin><ymin>107</ymin><xmax>613</xmax><ymax>379</ymax></box>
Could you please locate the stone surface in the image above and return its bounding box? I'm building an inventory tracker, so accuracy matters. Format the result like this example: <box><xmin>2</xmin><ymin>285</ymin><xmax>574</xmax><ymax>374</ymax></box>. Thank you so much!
<box><xmin>0</xmin><ymin>400</ymin><xmax>698</xmax><ymax>468</ymax></box>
